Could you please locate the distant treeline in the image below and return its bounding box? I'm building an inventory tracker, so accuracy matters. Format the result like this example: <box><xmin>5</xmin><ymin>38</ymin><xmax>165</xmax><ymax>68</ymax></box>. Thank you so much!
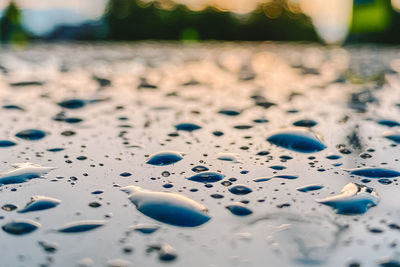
<box><xmin>103</xmin><ymin>0</ymin><xmax>319</xmax><ymax>41</ymax></box>
<box><xmin>2</xmin><ymin>0</ymin><xmax>400</xmax><ymax>44</ymax></box>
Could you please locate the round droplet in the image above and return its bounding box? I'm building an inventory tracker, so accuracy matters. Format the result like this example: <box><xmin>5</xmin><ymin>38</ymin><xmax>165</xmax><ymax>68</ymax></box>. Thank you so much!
<box><xmin>229</xmin><ymin>185</ymin><xmax>252</xmax><ymax>195</ymax></box>
<box><xmin>146</xmin><ymin>151</ymin><xmax>183</xmax><ymax>166</ymax></box>
<box><xmin>188</xmin><ymin>172</ymin><xmax>225</xmax><ymax>183</ymax></box>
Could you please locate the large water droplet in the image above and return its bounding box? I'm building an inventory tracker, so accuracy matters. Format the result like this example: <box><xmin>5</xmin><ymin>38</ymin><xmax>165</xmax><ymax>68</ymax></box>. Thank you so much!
<box><xmin>2</xmin><ymin>219</ymin><xmax>41</xmax><ymax>235</ymax></box>
<box><xmin>188</xmin><ymin>172</ymin><xmax>225</xmax><ymax>183</ymax></box>
<box><xmin>175</xmin><ymin>123</ymin><xmax>201</xmax><ymax>132</ymax></box>
<box><xmin>383</xmin><ymin>130</ymin><xmax>400</xmax><ymax>143</ymax></box>
<box><xmin>293</xmin><ymin>119</ymin><xmax>317</xmax><ymax>128</ymax></box>
<box><xmin>0</xmin><ymin>163</ymin><xmax>56</xmax><ymax>185</ymax></box>
<box><xmin>316</xmin><ymin>183</ymin><xmax>379</xmax><ymax>215</ymax></box>
<box><xmin>0</xmin><ymin>140</ymin><xmax>17</xmax><ymax>147</ymax></box>
<box><xmin>226</xmin><ymin>202</ymin><xmax>253</xmax><ymax>216</ymax></box>
<box><xmin>349</xmin><ymin>167</ymin><xmax>400</xmax><ymax>178</ymax></box>
<box><xmin>18</xmin><ymin>195</ymin><xmax>61</xmax><ymax>213</ymax></box>
<box><xmin>266</xmin><ymin>128</ymin><xmax>326</xmax><ymax>153</ymax></box>
<box><xmin>228</xmin><ymin>185</ymin><xmax>252</xmax><ymax>195</ymax></box>
<box><xmin>15</xmin><ymin>129</ymin><xmax>46</xmax><ymax>141</ymax></box>
<box><xmin>58</xmin><ymin>99</ymin><xmax>87</xmax><ymax>109</ymax></box>
<box><xmin>377</xmin><ymin>119</ymin><xmax>400</xmax><ymax>127</ymax></box>
<box><xmin>217</xmin><ymin>153</ymin><xmax>241</xmax><ymax>162</ymax></box>
<box><xmin>121</xmin><ymin>186</ymin><xmax>210</xmax><ymax>227</ymax></box>
<box><xmin>146</xmin><ymin>151</ymin><xmax>183</xmax><ymax>166</ymax></box>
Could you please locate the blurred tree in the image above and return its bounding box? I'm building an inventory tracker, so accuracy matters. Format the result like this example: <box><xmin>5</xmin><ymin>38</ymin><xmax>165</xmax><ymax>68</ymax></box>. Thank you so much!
<box><xmin>103</xmin><ymin>0</ymin><xmax>318</xmax><ymax>41</ymax></box>
<box><xmin>0</xmin><ymin>0</ymin><xmax>29</xmax><ymax>45</ymax></box>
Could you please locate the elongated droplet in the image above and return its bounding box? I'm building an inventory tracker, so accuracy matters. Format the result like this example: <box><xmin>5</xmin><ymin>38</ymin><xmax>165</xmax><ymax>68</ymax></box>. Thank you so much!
<box><xmin>15</xmin><ymin>129</ymin><xmax>46</xmax><ymax>141</ymax></box>
<box><xmin>121</xmin><ymin>186</ymin><xmax>210</xmax><ymax>227</ymax></box>
<box><xmin>349</xmin><ymin>167</ymin><xmax>400</xmax><ymax>178</ymax></box>
<box><xmin>57</xmin><ymin>220</ymin><xmax>106</xmax><ymax>233</ymax></box>
<box><xmin>2</xmin><ymin>219</ymin><xmax>41</xmax><ymax>235</ymax></box>
<box><xmin>316</xmin><ymin>183</ymin><xmax>379</xmax><ymax>215</ymax></box>
<box><xmin>18</xmin><ymin>196</ymin><xmax>61</xmax><ymax>213</ymax></box>
<box><xmin>175</xmin><ymin>123</ymin><xmax>201</xmax><ymax>132</ymax></box>
<box><xmin>188</xmin><ymin>172</ymin><xmax>225</xmax><ymax>183</ymax></box>
<box><xmin>0</xmin><ymin>163</ymin><xmax>56</xmax><ymax>185</ymax></box>
<box><xmin>296</xmin><ymin>184</ymin><xmax>324</xmax><ymax>192</ymax></box>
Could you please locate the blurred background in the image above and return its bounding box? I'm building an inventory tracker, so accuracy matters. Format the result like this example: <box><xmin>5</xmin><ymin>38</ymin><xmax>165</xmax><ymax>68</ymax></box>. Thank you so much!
<box><xmin>0</xmin><ymin>0</ymin><xmax>400</xmax><ymax>45</ymax></box>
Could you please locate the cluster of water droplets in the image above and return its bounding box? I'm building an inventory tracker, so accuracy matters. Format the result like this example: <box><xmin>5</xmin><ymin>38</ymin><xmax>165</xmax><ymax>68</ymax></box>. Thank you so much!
<box><xmin>1</xmin><ymin>43</ymin><xmax>400</xmax><ymax>266</ymax></box>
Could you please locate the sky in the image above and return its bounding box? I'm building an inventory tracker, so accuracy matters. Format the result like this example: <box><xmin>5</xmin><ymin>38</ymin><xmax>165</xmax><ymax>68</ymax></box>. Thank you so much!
<box><xmin>0</xmin><ymin>0</ymin><xmax>108</xmax><ymax>34</ymax></box>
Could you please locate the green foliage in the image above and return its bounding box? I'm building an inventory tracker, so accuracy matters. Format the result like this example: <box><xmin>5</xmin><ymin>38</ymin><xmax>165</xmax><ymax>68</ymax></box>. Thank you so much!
<box><xmin>0</xmin><ymin>1</ymin><xmax>29</xmax><ymax>45</ymax></box>
<box><xmin>103</xmin><ymin>0</ymin><xmax>319</xmax><ymax>41</ymax></box>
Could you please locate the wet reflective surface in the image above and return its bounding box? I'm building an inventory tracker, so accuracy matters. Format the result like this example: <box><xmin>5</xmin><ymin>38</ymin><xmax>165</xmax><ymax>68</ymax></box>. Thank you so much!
<box><xmin>1</xmin><ymin>43</ymin><xmax>400</xmax><ymax>266</ymax></box>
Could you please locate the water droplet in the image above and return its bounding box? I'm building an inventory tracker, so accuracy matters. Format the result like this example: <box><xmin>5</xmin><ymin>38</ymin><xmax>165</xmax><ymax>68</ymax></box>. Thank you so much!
<box><xmin>128</xmin><ymin>223</ymin><xmax>160</xmax><ymax>234</ymax></box>
<box><xmin>270</xmin><ymin>165</ymin><xmax>286</xmax><ymax>170</ymax></box>
<box><xmin>89</xmin><ymin>202</ymin><xmax>102</xmax><ymax>208</ymax></box>
<box><xmin>175</xmin><ymin>123</ymin><xmax>201</xmax><ymax>132</ymax></box>
<box><xmin>296</xmin><ymin>184</ymin><xmax>324</xmax><ymax>192</ymax></box>
<box><xmin>377</xmin><ymin>258</ymin><xmax>400</xmax><ymax>267</ymax></box>
<box><xmin>326</xmin><ymin>154</ymin><xmax>341</xmax><ymax>160</ymax></box>
<box><xmin>234</xmin><ymin>125</ymin><xmax>252</xmax><ymax>130</ymax></box>
<box><xmin>256</xmin><ymin>151</ymin><xmax>270</xmax><ymax>156</ymax></box>
<box><xmin>15</xmin><ymin>129</ymin><xmax>46</xmax><ymax>141</ymax></box>
<box><xmin>226</xmin><ymin>202</ymin><xmax>253</xmax><ymax>216</ymax></box>
<box><xmin>349</xmin><ymin>167</ymin><xmax>400</xmax><ymax>178</ymax></box>
<box><xmin>383</xmin><ymin>130</ymin><xmax>400</xmax><ymax>143</ymax></box>
<box><xmin>147</xmin><ymin>244</ymin><xmax>178</xmax><ymax>262</ymax></box>
<box><xmin>38</xmin><ymin>240</ymin><xmax>58</xmax><ymax>253</ymax></box>
<box><xmin>58</xmin><ymin>99</ymin><xmax>87</xmax><ymax>109</ymax></box>
<box><xmin>188</xmin><ymin>172</ymin><xmax>225</xmax><ymax>183</ymax></box>
<box><xmin>2</xmin><ymin>204</ymin><xmax>18</xmax><ymax>211</ymax></box>
<box><xmin>47</xmin><ymin>148</ymin><xmax>65</xmax><ymax>152</ymax></box>
<box><xmin>2</xmin><ymin>219</ymin><xmax>40</xmax><ymax>235</ymax></box>
<box><xmin>212</xmin><ymin>131</ymin><xmax>224</xmax><ymax>137</ymax></box>
<box><xmin>18</xmin><ymin>195</ymin><xmax>61</xmax><ymax>213</ymax></box>
<box><xmin>218</xmin><ymin>109</ymin><xmax>241</xmax><ymax>116</ymax></box>
<box><xmin>293</xmin><ymin>119</ymin><xmax>317</xmax><ymax>127</ymax></box>
<box><xmin>57</xmin><ymin>220</ymin><xmax>106</xmax><ymax>233</ymax></box>
<box><xmin>0</xmin><ymin>163</ymin><xmax>56</xmax><ymax>185</ymax></box>
<box><xmin>267</xmin><ymin>128</ymin><xmax>326</xmax><ymax>153</ymax></box>
<box><xmin>316</xmin><ymin>183</ymin><xmax>379</xmax><ymax>215</ymax></box>
<box><xmin>228</xmin><ymin>185</ymin><xmax>252</xmax><ymax>195</ymax></box>
<box><xmin>253</xmin><ymin>175</ymin><xmax>298</xmax><ymax>182</ymax></box>
<box><xmin>121</xmin><ymin>186</ymin><xmax>210</xmax><ymax>227</ymax></box>
<box><xmin>217</xmin><ymin>153</ymin><xmax>240</xmax><ymax>162</ymax></box>
<box><xmin>377</xmin><ymin>119</ymin><xmax>400</xmax><ymax>127</ymax></box>
<box><xmin>3</xmin><ymin>104</ymin><xmax>24</xmax><ymax>111</ymax></box>
<box><xmin>0</xmin><ymin>140</ymin><xmax>16</xmax><ymax>147</ymax></box>
<box><xmin>191</xmin><ymin>165</ymin><xmax>209</xmax><ymax>173</ymax></box>
<box><xmin>64</xmin><ymin>117</ymin><xmax>83</xmax><ymax>124</ymax></box>
<box><xmin>146</xmin><ymin>151</ymin><xmax>183</xmax><ymax>166</ymax></box>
